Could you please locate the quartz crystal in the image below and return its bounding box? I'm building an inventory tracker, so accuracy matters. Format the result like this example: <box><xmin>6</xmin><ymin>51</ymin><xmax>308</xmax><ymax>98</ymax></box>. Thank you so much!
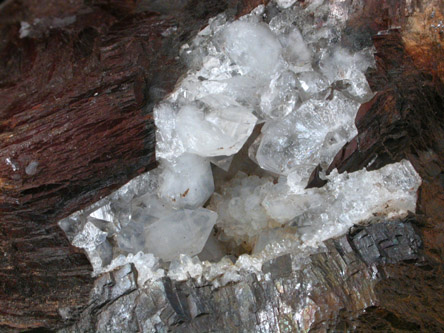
<box><xmin>252</xmin><ymin>226</ymin><xmax>299</xmax><ymax>254</ymax></box>
<box><xmin>154</xmin><ymin>103</ymin><xmax>185</xmax><ymax>162</ymax></box>
<box><xmin>279</xmin><ymin>28</ymin><xmax>312</xmax><ymax>67</ymax></box>
<box><xmin>256</xmin><ymin>91</ymin><xmax>360</xmax><ymax>178</ymax></box>
<box><xmin>61</xmin><ymin>168</ymin><xmax>216</xmax><ymax>268</ymax></box>
<box><xmin>158</xmin><ymin>153</ymin><xmax>214</xmax><ymax>209</ymax></box>
<box><xmin>260</xmin><ymin>71</ymin><xmax>300</xmax><ymax>119</ymax></box>
<box><xmin>72</xmin><ymin>221</ymin><xmax>107</xmax><ymax>252</ymax></box>
<box><xmin>210</xmin><ymin>173</ymin><xmax>274</xmax><ymax>243</ymax></box>
<box><xmin>175</xmin><ymin>97</ymin><xmax>257</xmax><ymax>157</ymax></box>
<box><xmin>212</xmin><ymin>160</ymin><xmax>421</xmax><ymax>249</ymax></box>
<box><xmin>275</xmin><ymin>0</ymin><xmax>298</xmax><ymax>9</ymax></box>
<box><xmin>144</xmin><ymin>208</ymin><xmax>217</xmax><ymax>262</ymax></box>
<box><xmin>295</xmin><ymin>71</ymin><xmax>330</xmax><ymax>100</ymax></box>
<box><xmin>220</xmin><ymin>21</ymin><xmax>282</xmax><ymax>78</ymax></box>
<box><xmin>59</xmin><ymin>1</ymin><xmax>422</xmax><ymax>285</ymax></box>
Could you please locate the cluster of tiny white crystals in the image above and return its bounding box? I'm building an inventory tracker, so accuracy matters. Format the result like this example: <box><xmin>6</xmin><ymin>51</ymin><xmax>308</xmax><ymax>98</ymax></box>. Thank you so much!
<box><xmin>210</xmin><ymin>173</ymin><xmax>275</xmax><ymax>242</ymax></box>
<box><xmin>210</xmin><ymin>160</ymin><xmax>421</xmax><ymax>249</ymax></box>
<box><xmin>102</xmin><ymin>252</ymin><xmax>165</xmax><ymax>287</ymax></box>
<box><xmin>59</xmin><ymin>0</ymin><xmax>422</xmax><ymax>285</ymax></box>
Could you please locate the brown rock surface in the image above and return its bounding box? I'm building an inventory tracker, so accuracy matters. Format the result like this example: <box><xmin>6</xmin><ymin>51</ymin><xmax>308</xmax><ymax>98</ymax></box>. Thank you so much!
<box><xmin>1</xmin><ymin>0</ymin><xmax>444</xmax><ymax>331</ymax></box>
<box><xmin>328</xmin><ymin>0</ymin><xmax>444</xmax><ymax>260</ymax></box>
<box><xmin>325</xmin><ymin>1</ymin><xmax>444</xmax><ymax>329</ymax></box>
<box><xmin>62</xmin><ymin>1</ymin><xmax>444</xmax><ymax>331</ymax></box>
<box><xmin>0</xmin><ymin>0</ymin><xmax>267</xmax><ymax>330</ymax></box>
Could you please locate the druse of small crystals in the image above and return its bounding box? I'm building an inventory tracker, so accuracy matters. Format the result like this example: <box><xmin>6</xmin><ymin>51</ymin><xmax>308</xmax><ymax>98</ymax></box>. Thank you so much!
<box><xmin>60</xmin><ymin>0</ymin><xmax>422</xmax><ymax>282</ymax></box>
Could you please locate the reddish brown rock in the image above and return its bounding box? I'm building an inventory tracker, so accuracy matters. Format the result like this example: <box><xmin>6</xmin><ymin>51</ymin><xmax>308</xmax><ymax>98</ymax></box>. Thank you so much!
<box><xmin>0</xmin><ymin>0</ymin><xmax>268</xmax><ymax>330</ymax></box>
<box><xmin>1</xmin><ymin>0</ymin><xmax>443</xmax><ymax>331</ymax></box>
<box><xmin>324</xmin><ymin>2</ymin><xmax>444</xmax><ymax>328</ymax></box>
<box><xmin>328</xmin><ymin>0</ymin><xmax>444</xmax><ymax>264</ymax></box>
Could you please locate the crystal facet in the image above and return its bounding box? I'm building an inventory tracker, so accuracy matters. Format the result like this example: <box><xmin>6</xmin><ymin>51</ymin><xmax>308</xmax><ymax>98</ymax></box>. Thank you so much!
<box><xmin>59</xmin><ymin>2</ymin><xmax>421</xmax><ymax>284</ymax></box>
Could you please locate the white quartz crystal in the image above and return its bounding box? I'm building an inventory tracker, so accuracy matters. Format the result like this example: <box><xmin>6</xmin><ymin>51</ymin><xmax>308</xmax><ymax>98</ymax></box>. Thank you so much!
<box><xmin>144</xmin><ymin>208</ymin><xmax>217</xmax><ymax>262</ymax></box>
<box><xmin>60</xmin><ymin>169</ymin><xmax>217</xmax><ymax>273</ymax></box>
<box><xmin>72</xmin><ymin>222</ymin><xmax>107</xmax><ymax>252</ymax></box>
<box><xmin>131</xmin><ymin>192</ymin><xmax>171</xmax><ymax>226</ymax></box>
<box><xmin>256</xmin><ymin>91</ymin><xmax>360</xmax><ymax>179</ymax></box>
<box><xmin>102</xmin><ymin>252</ymin><xmax>165</xmax><ymax>286</ymax></box>
<box><xmin>295</xmin><ymin>71</ymin><xmax>330</xmax><ymax>100</ymax></box>
<box><xmin>211</xmin><ymin>160</ymin><xmax>421</xmax><ymax>248</ymax></box>
<box><xmin>252</xmin><ymin>226</ymin><xmax>300</xmax><ymax>254</ymax></box>
<box><xmin>154</xmin><ymin>103</ymin><xmax>185</xmax><ymax>162</ymax></box>
<box><xmin>158</xmin><ymin>153</ymin><xmax>214</xmax><ymax>209</ymax></box>
<box><xmin>319</xmin><ymin>47</ymin><xmax>375</xmax><ymax>102</ymax></box>
<box><xmin>280</xmin><ymin>28</ymin><xmax>312</xmax><ymax>67</ymax></box>
<box><xmin>210</xmin><ymin>155</ymin><xmax>234</xmax><ymax>172</ymax></box>
<box><xmin>221</xmin><ymin>21</ymin><xmax>283</xmax><ymax>78</ymax></box>
<box><xmin>59</xmin><ymin>2</ymin><xmax>422</xmax><ymax>286</ymax></box>
<box><xmin>71</xmin><ymin>222</ymin><xmax>113</xmax><ymax>273</ymax></box>
<box><xmin>168</xmin><ymin>255</ymin><xmax>204</xmax><ymax>281</ymax></box>
<box><xmin>175</xmin><ymin>97</ymin><xmax>257</xmax><ymax>157</ymax></box>
<box><xmin>274</xmin><ymin>0</ymin><xmax>297</xmax><ymax>9</ymax></box>
<box><xmin>210</xmin><ymin>173</ymin><xmax>273</xmax><ymax>243</ymax></box>
<box><xmin>260</xmin><ymin>71</ymin><xmax>300</xmax><ymax>119</ymax></box>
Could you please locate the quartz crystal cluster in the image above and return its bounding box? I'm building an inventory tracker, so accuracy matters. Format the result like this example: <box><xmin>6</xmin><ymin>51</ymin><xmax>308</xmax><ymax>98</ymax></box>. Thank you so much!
<box><xmin>211</xmin><ymin>160</ymin><xmax>421</xmax><ymax>252</ymax></box>
<box><xmin>59</xmin><ymin>1</ymin><xmax>422</xmax><ymax>284</ymax></box>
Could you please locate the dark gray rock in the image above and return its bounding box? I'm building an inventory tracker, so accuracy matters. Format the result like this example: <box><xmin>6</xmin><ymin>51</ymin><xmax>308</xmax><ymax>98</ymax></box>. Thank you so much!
<box><xmin>61</xmin><ymin>217</ymin><xmax>443</xmax><ymax>332</ymax></box>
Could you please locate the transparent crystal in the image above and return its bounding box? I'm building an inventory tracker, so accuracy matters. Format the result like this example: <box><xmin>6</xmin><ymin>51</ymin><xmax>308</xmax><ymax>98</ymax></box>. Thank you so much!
<box><xmin>209</xmin><ymin>173</ymin><xmax>273</xmax><ymax>244</ymax></box>
<box><xmin>211</xmin><ymin>161</ymin><xmax>421</xmax><ymax>250</ymax></box>
<box><xmin>158</xmin><ymin>153</ymin><xmax>214</xmax><ymax>209</ymax></box>
<box><xmin>144</xmin><ymin>208</ymin><xmax>217</xmax><ymax>262</ymax></box>
<box><xmin>59</xmin><ymin>2</ymin><xmax>421</xmax><ymax>284</ymax></box>
<box><xmin>116</xmin><ymin>220</ymin><xmax>147</xmax><ymax>254</ymax></box>
<box><xmin>154</xmin><ymin>103</ymin><xmax>185</xmax><ymax>162</ymax></box>
<box><xmin>175</xmin><ymin>98</ymin><xmax>257</xmax><ymax>157</ymax></box>
<box><xmin>210</xmin><ymin>155</ymin><xmax>234</xmax><ymax>172</ymax></box>
<box><xmin>220</xmin><ymin>21</ymin><xmax>282</xmax><ymax>78</ymax></box>
<box><xmin>260</xmin><ymin>70</ymin><xmax>300</xmax><ymax>119</ymax></box>
<box><xmin>256</xmin><ymin>91</ymin><xmax>359</xmax><ymax>177</ymax></box>
<box><xmin>279</xmin><ymin>28</ymin><xmax>312</xmax><ymax>67</ymax></box>
<box><xmin>102</xmin><ymin>252</ymin><xmax>165</xmax><ymax>286</ymax></box>
<box><xmin>168</xmin><ymin>255</ymin><xmax>204</xmax><ymax>281</ymax></box>
<box><xmin>252</xmin><ymin>226</ymin><xmax>299</xmax><ymax>254</ymax></box>
<box><xmin>60</xmin><ymin>166</ymin><xmax>217</xmax><ymax>273</ymax></box>
<box><xmin>319</xmin><ymin>47</ymin><xmax>375</xmax><ymax>102</ymax></box>
<box><xmin>72</xmin><ymin>222</ymin><xmax>108</xmax><ymax>252</ymax></box>
<box><xmin>295</xmin><ymin>71</ymin><xmax>330</xmax><ymax>100</ymax></box>
<box><xmin>275</xmin><ymin>0</ymin><xmax>298</xmax><ymax>9</ymax></box>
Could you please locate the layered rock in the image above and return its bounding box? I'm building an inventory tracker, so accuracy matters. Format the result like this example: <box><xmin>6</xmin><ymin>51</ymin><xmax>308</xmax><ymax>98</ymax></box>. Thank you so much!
<box><xmin>1</xmin><ymin>0</ymin><xmax>444</xmax><ymax>331</ymax></box>
<box><xmin>0</xmin><ymin>0</ymin><xmax>267</xmax><ymax>330</ymax></box>
<box><xmin>61</xmin><ymin>217</ymin><xmax>444</xmax><ymax>332</ymax></box>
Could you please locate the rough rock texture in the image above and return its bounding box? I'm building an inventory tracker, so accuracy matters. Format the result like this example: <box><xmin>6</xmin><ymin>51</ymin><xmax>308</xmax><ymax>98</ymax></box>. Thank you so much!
<box><xmin>61</xmin><ymin>217</ymin><xmax>444</xmax><ymax>332</ymax></box>
<box><xmin>1</xmin><ymin>0</ymin><xmax>444</xmax><ymax>331</ymax></box>
<box><xmin>0</xmin><ymin>0</ymin><xmax>267</xmax><ymax>331</ymax></box>
<box><xmin>328</xmin><ymin>0</ymin><xmax>444</xmax><ymax>262</ymax></box>
<box><xmin>59</xmin><ymin>1</ymin><xmax>444</xmax><ymax>332</ymax></box>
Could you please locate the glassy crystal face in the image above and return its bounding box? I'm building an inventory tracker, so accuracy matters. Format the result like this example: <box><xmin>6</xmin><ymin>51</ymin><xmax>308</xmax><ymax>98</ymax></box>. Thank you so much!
<box><xmin>59</xmin><ymin>1</ymin><xmax>422</xmax><ymax>282</ymax></box>
<box><xmin>221</xmin><ymin>21</ymin><xmax>282</xmax><ymax>78</ymax></box>
<box><xmin>144</xmin><ymin>208</ymin><xmax>217</xmax><ymax>262</ymax></box>
<box><xmin>175</xmin><ymin>98</ymin><xmax>257</xmax><ymax>157</ymax></box>
<box><xmin>210</xmin><ymin>160</ymin><xmax>421</xmax><ymax>250</ymax></box>
<box><xmin>158</xmin><ymin>153</ymin><xmax>214</xmax><ymax>209</ymax></box>
<box><xmin>256</xmin><ymin>91</ymin><xmax>360</xmax><ymax>177</ymax></box>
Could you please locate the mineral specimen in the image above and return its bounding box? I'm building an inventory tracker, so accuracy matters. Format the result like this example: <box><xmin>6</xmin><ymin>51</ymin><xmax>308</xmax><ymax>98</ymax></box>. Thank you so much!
<box><xmin>211</xmin><ymin>160</ymin><xmax>420</xmax><ymax>250</ymax></box>
<box><xmin>158</xmin><ymin>153</ymin><xmax>214</xmax><ymax>209</ymax></box>
<box><xmin>59</xmin><ymin>0</ymin><xmax>421</xmax><ymax>286</ymax></box>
